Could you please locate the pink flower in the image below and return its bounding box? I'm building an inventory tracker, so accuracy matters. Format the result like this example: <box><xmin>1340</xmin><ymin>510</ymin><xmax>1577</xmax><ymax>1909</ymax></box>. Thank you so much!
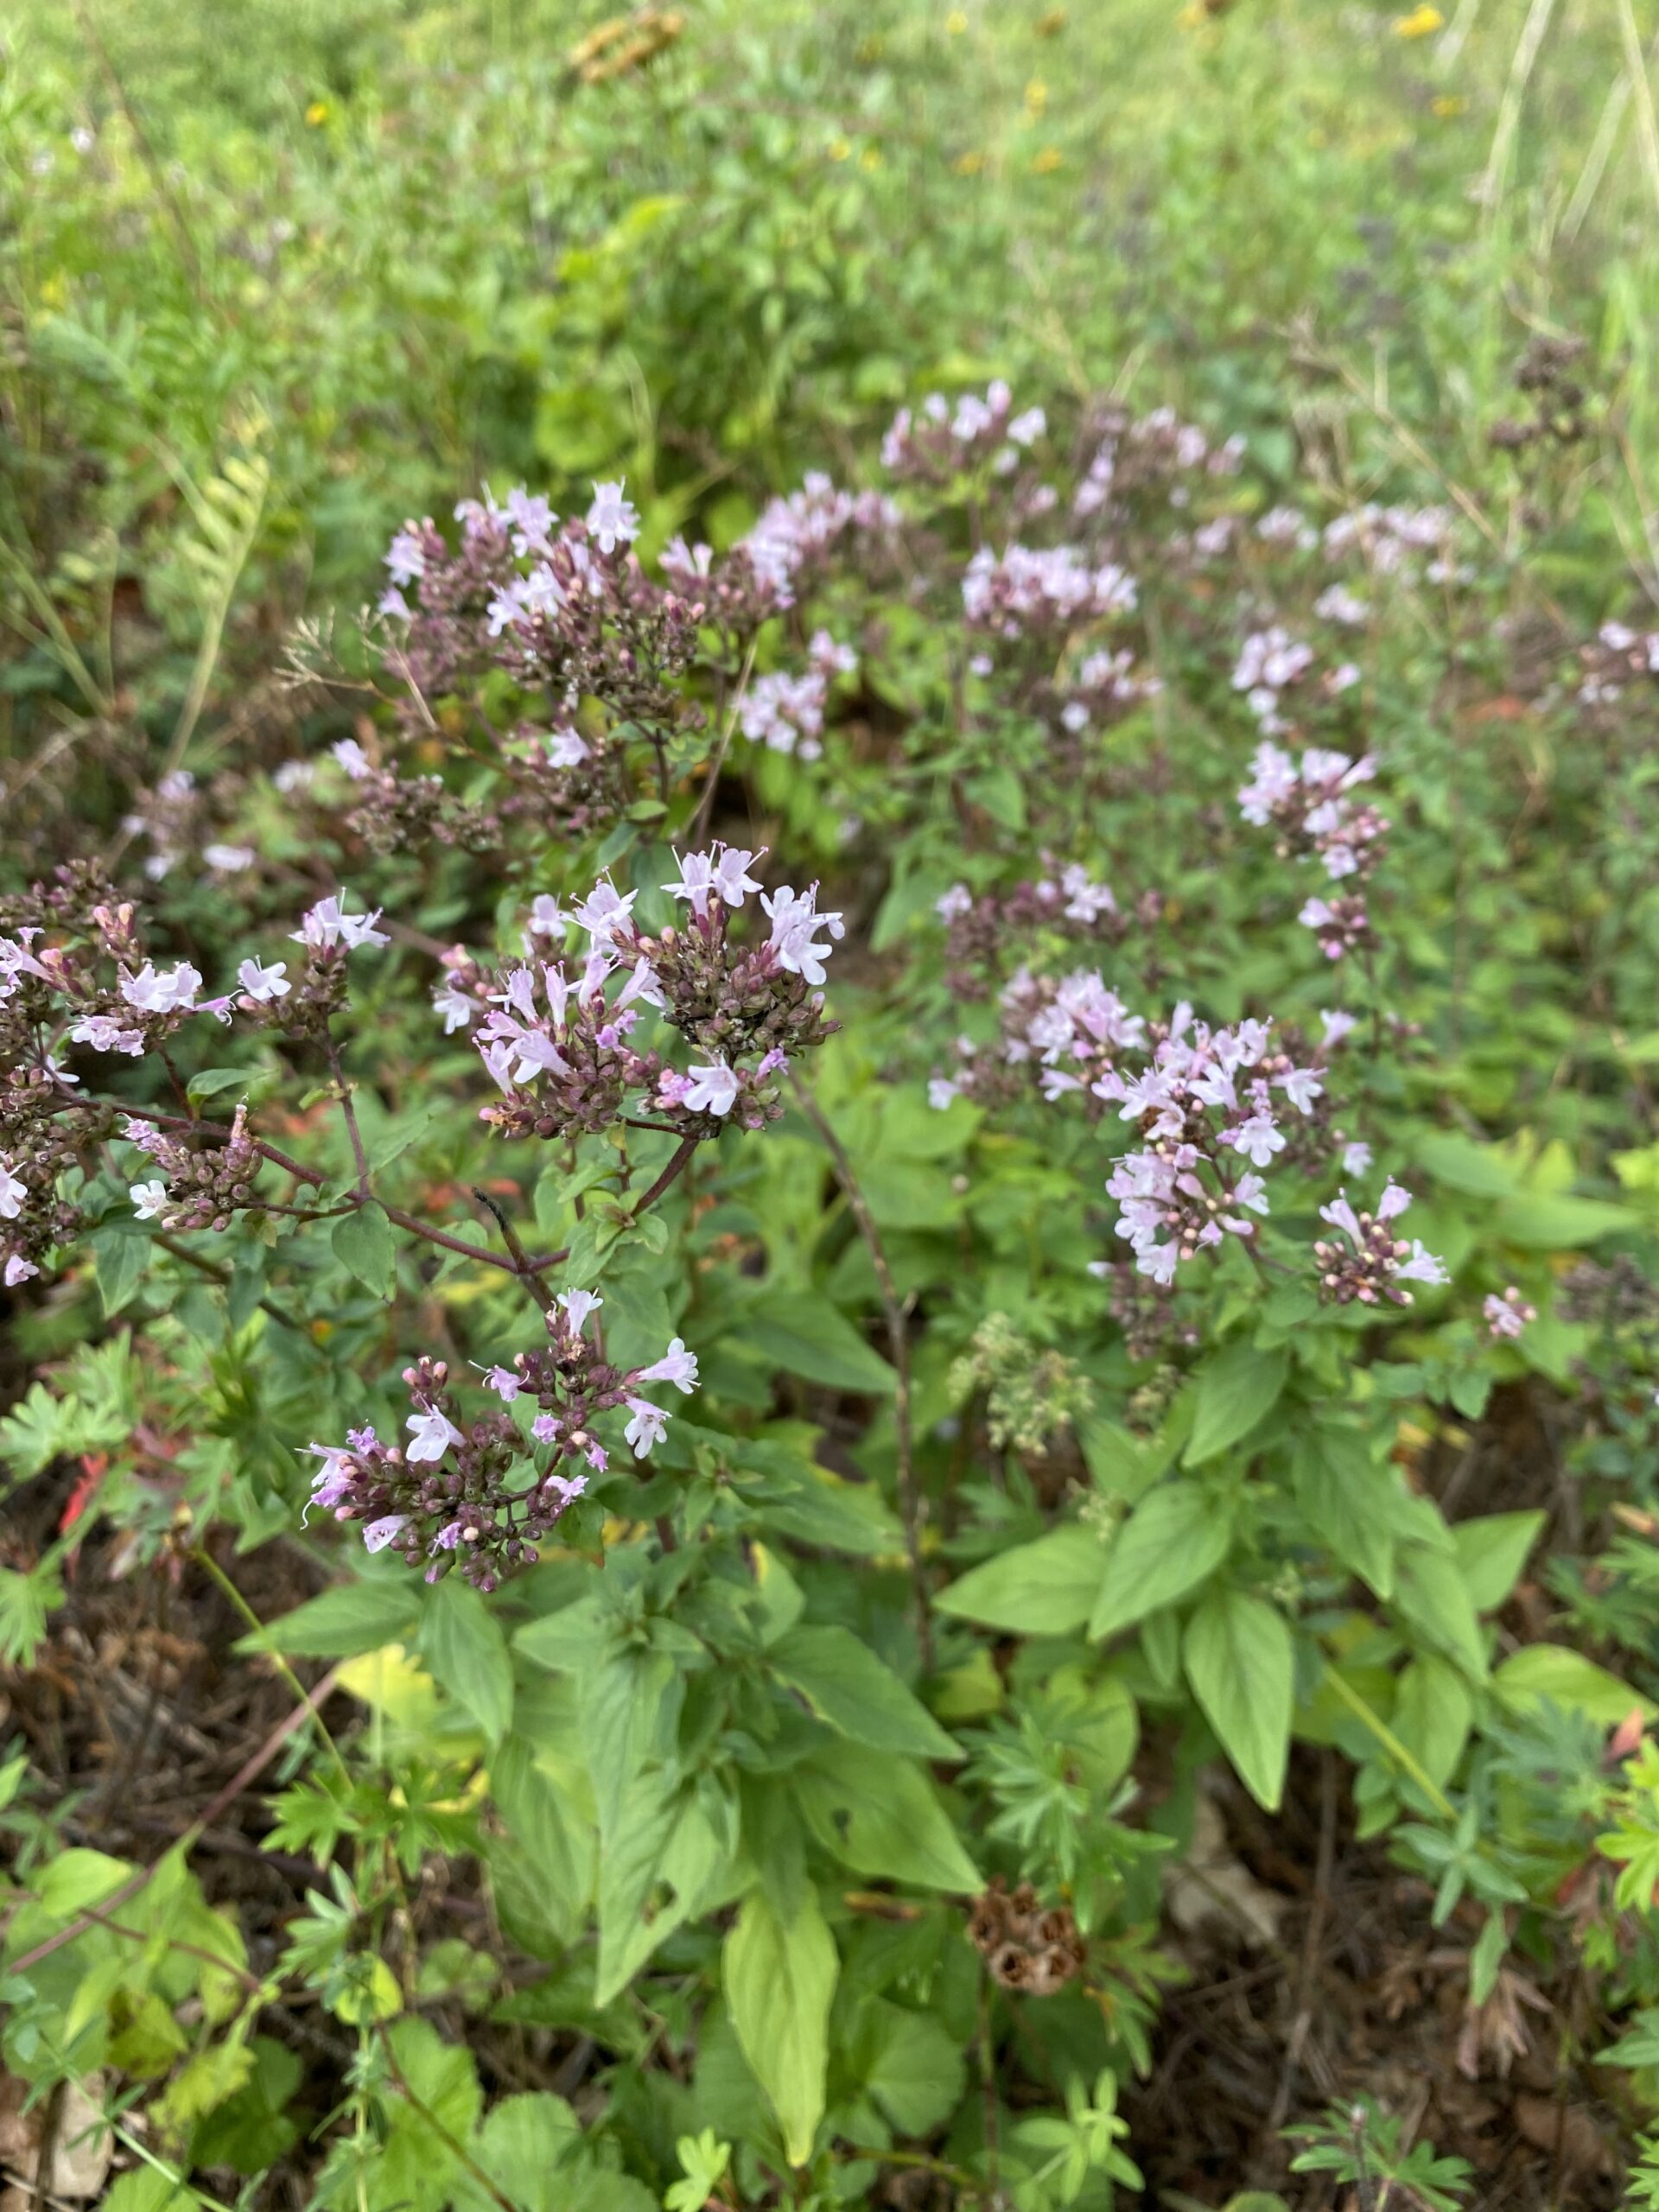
<box><xmin>294</xmin><ymin>893</ymin><xmax>388</xmax><ymax>951</ymax></box>
<box><xmin>406</xmin><ymin>1409</ymin><xmax>465</xmax><ymax>1463</ymax></box>
<box><xmin>586</xmin><ymin>479</ymin><xmax>640</xmax><ymax>554</ymax></box>
<box><xmin>557</xmin><ymin>1288</ymin><xmax>603</xmax><ymax>1333</ymax></box>
<box><xmin>238</xmin><ymin>957</ymin><xmax>289</xmax><ymax>1002</ymax></box>
<box><xmin>638</xmin><ymin>1338</ymin><xmax>699</xmax><ymax>1394</ymax></box>
<box><xmin>363</xmin><ymin>1515</ymin><xmax>410</xmax><ymax>1554</ymax></box>
<box><xmin>624</xmin><ymin>1397</ymin><xmax>670</xmax><ymax>1457</ymax></box>
<box><xmin>572</xmin><ymin>877</ymin><xmax>638</xmax><ymax>953</ymax></box>
<box><xmin>684</xmin><ymin>1060</ymin><xmax>739</xmax><ymax>1116</ymax></box>
<box><xmin>120</xmin><ymin>960</ymin><xmax>202</xmax><ymax>1014</ymax></box>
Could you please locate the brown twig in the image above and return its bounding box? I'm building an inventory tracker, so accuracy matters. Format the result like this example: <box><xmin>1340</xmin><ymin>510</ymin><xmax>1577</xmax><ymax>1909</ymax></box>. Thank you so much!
<box><xmin>631</xmin><ymin>1132</ymin><xmax>701</xmax><ymax>1220</ymax></box>
<box><xmin>326</xmin><ymin>1034</ymin><xmax>371</xmax><ymax>1198</ymax></box>
<box><xmin>1268</xmin><ymin>1748</ymin><xmax>1339</xmax><ymax>2131</ymax></box>
<box><xmin>470</xmin><ymin>1186</ymin><xmax>556</xmax><ymax>1313</ymax></box>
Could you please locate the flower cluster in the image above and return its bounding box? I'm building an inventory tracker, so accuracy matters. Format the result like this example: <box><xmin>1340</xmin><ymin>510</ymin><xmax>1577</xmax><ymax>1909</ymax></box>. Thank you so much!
<box><xmin>1313</xmin><ymin>1185</ymin><xmax>1448</xmax><ymax>1306</ymax></box>
<box><xmin>962</xmin><ymin>543</ymin><xmax>1137</xmax><ymax>640</ymax></box>
<box><xmin>0</xmin><ymin>874</ymin><xmax>380</xmax><ymax>1286</ymax></box>
<box><xmin>304</xmin><ymin>1298</ymin><xmax>701</xmax><ymax>1590</ymax></box>
<box><xmin>1238</xmin><ymin>742</ymin><xmax>1389</xmax><ymax>959</ymax></box>
<box><xmin>1573</xmin><ymin>619</ymin><xmax>1659</xmax><ymax>709</ymax></box>
<box><xmin>880</xmin><ymin>378</ymin><xmax>1048</xmax><ymax>483</ymax></box>
<box><xmin>937</xmin><ymin>979</ymin><xmax>1356</xmax><ymax>1287</ymax></box>
<box><xmin>442</xmin><ymin>847</ymin><xmax>840</xmax><ymax>1141</ymax></box>
<box><xmin>1071</xmin><ymin>401</ymin><xmax>1244</xmax><ymax>524</ymax></box>
<box><xmin>124</xmin><ymin>1103</ymin><xmax>261</xmax><ymax>1234</ymax></box>
<box><xmin>1484</xmin><ymin>1285</ymin><xmax>1536</xmax><ymax>1338</ymax></box>
<box><xmin>934</xmin><ymin>868</ymin><xmax>1131</xmax><ymax>996</ymax></box>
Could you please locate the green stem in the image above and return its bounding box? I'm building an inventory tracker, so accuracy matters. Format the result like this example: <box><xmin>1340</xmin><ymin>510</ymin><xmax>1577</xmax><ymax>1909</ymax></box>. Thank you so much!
<box><xmin>1323</xmin><ymin>1662</ymin><xmax>1457</xmax><ymax>1821</ymax></box>
<box><xmin>192</xmin><ymin>1545</ymin><xmax>351</xmax><ymax>1786</ymax></box>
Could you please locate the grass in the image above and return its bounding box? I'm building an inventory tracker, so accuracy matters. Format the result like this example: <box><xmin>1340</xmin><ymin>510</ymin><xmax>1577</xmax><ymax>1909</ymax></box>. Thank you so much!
<box><xmin>4</xmin><ymin>0</ymin><xmax>1658</xmax><ymax>645</ymax></box>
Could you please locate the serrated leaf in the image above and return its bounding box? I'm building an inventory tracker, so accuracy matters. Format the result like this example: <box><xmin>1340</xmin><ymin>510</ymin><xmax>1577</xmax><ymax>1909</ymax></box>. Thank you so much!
<box><xmin>848</xmin><ymin>1999</ymin><xmax>966</xmax><ymax>2137</ymax></box>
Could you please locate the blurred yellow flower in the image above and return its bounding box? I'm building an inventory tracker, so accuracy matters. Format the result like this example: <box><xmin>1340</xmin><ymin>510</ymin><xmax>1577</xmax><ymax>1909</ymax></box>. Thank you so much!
<box><xmin>860</xmin><ymin>144</ymin><xmax>882</xmax><ymax>169</ymax></box>
<box><xmin>1393</xmin><ymin>4</ymin><xmax>1443</xmax><ymax>35</ymax></box>
<box><xmin>1025</xmin><ymin>77</ymin><xmax>1048</xmax><ymax>114</ymax></box>
<box><xmin>304</xmin><ymin>99</ymin><xmax>330</xmax><ymax>125</ymax></box>
<box><xmin>1031</xmin><ymin>145</ymin><xmax>1063</xmax><ymax>172</ymax></box>
<box><xmin>829</xmin><ymin>136</ymin><xmax>852</xmax><ymax>161</ymax></box>
<box><xmin>955</xmin><ymin>149</ymin><xmax>987</xmax><ymax>174</ymax></box>
<box><xmin>1431</xmin><ymin>92</ymin><xmax>1467</xmax><ymax>115</ymax></box>
<box><xmin>945</xmin><ymin>9</ymin><xmax>968</xmax><ymax>30</ymax></box>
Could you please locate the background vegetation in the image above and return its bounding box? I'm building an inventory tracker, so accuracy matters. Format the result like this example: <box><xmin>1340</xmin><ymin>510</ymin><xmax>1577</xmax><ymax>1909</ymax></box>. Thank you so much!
<box><xmin>6</xmin><ymin>0</ymin><xmax>1659</xmax><ymax>2205</ymax></box>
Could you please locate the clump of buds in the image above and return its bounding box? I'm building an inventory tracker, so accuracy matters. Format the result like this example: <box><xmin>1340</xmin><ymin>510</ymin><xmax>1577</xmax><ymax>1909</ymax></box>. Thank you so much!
<box><xmin>1484</xmin><ymin>1286</ymin><xmax>1536</xmax><ymax>1339</ymax></box>
<box><xmin>304</xmin><ymin>1300</ymin><xmax>701</xmax><ymax>1590</ymax></box>
<box><xmin>1313</xmin><ymin>1185</ymin><xmax>1447</xmax><ymax>1306</ymax></box>
<box><xmin>124</xmin><ymin>1103</ymin><xmax>259</xmax><ymax>1233</ymax></box>
<box><xmin>446</xmin><ymin>848</ymin><xmax>841</xmax><ymax>1143</ymax></box>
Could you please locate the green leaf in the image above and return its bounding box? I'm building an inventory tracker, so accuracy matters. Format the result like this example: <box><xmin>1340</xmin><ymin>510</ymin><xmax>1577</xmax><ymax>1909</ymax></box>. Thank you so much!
<box><xmin>191</xmin><ymin>2037</ymin><xmax>303</xmax><ymax>2176</ymax></box>
<box><xmin>1393</xmin><ymin>1656</ymin><xmax>1472</xmax><ymax>1789</ymax></box>
<box><xmin>332</xmin><ymin>1202</ymin><xmax>397</xmax><ymax>1297</ymax></box>
<box><xmin>452</xmin><ymin>2094</ymin><xmax>581</xmax><ymax>2212</ymax></box>
<box><xmin>771</xmin><ymin>1624</ymin><xmax>960</xmax><ymax>1760</ymax></box>
<box><xmin>742</xmin><ymin>1290</ymin><xmax>896</xmax><ymax>1395</ymax></box>
<box><xmin>723</xmin><ymin>1886</ymin><xmax>836</xmax><ymax>2166</ymax></box>
<box><xmin>1492</xmin><ymin>1643</ymin><xmax>1656</xmax><ymax>1726</ymax></box>
<box><xmin>936</xmin><ymin>1524</ymin><xmax>1105</xmax><ymax>1636</ymax></box>
<box><xmin>375</xmin><ymin>2018</ymin><xmax>483</xmax><ymax>2212</ymax></box>
<box><xmin>1090</xmin><ymin>1484</ymin><xmax>1232</xmax><ymax>1640</ymax></box>
<box><xmin>36</xmin><ymin>1846</ymin><xmax>134</xmax><ymax>1916</ymax></box>
<box><xmin>594</xmin><ymin>1779</ymin><xmax>720</xmax><ymax>2005</ymax></box>
<box><xmin>1492</xmin><ymin>1192</ymin><xmax>1636</xmax><ymax>1249</ymax></box>
<box><xmin>101</xmin><ymin>2176</ymin><xmax>200</xmax><ymax>2212</ymax></box>
<box><xmin>795</xmin><ymin>1740</ymin><xmax>979</xmax><ymax>1891</ymax></box>
<box><xmin>1184</xmin><ymin>1344</ymin><xmax>1287</xmax><ymax>1466</ymax></box>
<box><xmin>420</xmin><ymin>1576</ymin><xmax>514</xmax><ymax>1744</ymax></box>
<box><xmin>1451</xmin><ymin>1511</ymin><xmax>1543</xmax><ymax>1611</ymax></box>
<box><xmin>242</xmin><ymin>1580</ymin><xmax>421</xmax><ymax>1659</ymax></box>
<box><xmin>1293</xmin><ymin>1428</ymin><xmax>1395</xmax><ymax>1598</ymax></box>
<box><xmin>1393</xmin><ymin>1541</ymin><xmax>1486</xmax><ymax>1680</ymax></box>
<box><xmin>186</xmin><ymin>1066</ymin><xmax>256</xmax><ymax>1106</ymax></box>
<box><xmin>92</xmin><ymin>1224</ymin><xmax>150</xmax><ymax>1317</ymax></box>
<box><xmin>0</xmin><ymin>1564</ymin><xmax>58</xmax><ymax>1666</ymax></box>
<box><xmin>1414</xmin><ymin>1134</ymin><xmax>1521</xmax><ymax>1198</ymax></box>
<box><xmin>849</xmin><ymin>1999</ymin><xmax>966</xmax><ymax>2135</ymax></box>
<box><xmin>1183</xmin><ymin>1592</ymin><xmax>1294</xmax><ymax>1811</ymax></box>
